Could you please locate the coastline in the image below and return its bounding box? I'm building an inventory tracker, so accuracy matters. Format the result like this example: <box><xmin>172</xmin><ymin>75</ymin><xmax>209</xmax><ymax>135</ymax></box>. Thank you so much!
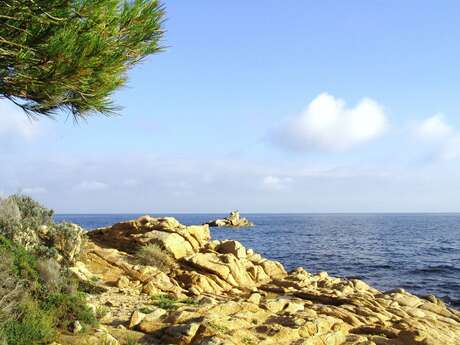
<box><xmin>56</xmin><ymin>213</ymin><xmax>460</xmax><ymax>308</ymax></box>
<box><xmin>62</xmin><ymin>215</ymin><xmax>460</xmax><ymax>344</ymax></box>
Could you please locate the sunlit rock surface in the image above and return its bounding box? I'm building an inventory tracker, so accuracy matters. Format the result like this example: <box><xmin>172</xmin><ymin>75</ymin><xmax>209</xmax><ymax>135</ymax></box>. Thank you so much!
<box><xmin>59</xmin><ymin>215</ymin><xmax>460</xmax><ymax>345</ymax></box>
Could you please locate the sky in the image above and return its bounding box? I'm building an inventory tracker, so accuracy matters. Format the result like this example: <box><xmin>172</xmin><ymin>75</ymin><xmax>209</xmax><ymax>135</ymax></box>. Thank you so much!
<box><xmin>2</xmin><ymin>1</ymin><xmax>460</xmax><ymax>213</ymax></box>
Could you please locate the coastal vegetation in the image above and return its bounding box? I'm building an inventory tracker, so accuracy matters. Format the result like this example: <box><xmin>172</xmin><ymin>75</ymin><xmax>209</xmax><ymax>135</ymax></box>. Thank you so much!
<box><xmin>0</xmin><ymin>196</ymin><xmax>459</xmax><ymax>344</ymax></box>
<box><xmin>0</xmin><ymin>194</ymin><xmax>95</xmax><ymax>345</ymax></box>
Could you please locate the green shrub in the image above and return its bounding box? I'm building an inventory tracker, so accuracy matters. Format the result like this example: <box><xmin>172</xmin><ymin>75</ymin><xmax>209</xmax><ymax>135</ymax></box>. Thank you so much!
<box><xmin>136</xmin><ymin>244</ymin><xmax>176</xmax><ymax>273</ymax></box>
<box><xmin>42</xmin><ymin>291</ymin><xmax>97</xmax><ymax>330</ymax></box>
<box><xmin>0</xmin><ymin>195</ymin><xmax>96</xmax><ymax>342</ymax></box>
<box><xmin>0</xmin><ymin>233</ymin><xmax>97</xmax><ymax>342</ymax></box>
<box><xmin>8</xmin><ymin>195</ymin><xmax>53</xmax><ymax>226</ymax></box>
<box><xmin>0</xmin><ymin>236</ymin><xmax>39</xmax><ymax>283</ymax></box>
<box><xmin>0</xmin><ymin>195</ymin><xmax>85</xmax><ymax>267</ymax></box>
<box><xmin>0</xmin><ymin>297</ymin><xmax>55</xmax><ymax>345</ymax></box>
<box><xmin>0</xmin><ymin>194</ymin><xmax>52</xmax><ymax>252</ymax></box>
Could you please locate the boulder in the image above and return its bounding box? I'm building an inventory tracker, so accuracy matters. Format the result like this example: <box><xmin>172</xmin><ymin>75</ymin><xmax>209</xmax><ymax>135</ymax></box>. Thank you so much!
<box><xmin>87</xmin><ymin>216</ymin><xmax>210</xmax><ymax>258</ymax></box>
<box><xmin>216</xmin><ymin>240</ymin><xmax>247</xmax><ymax>259</ymax></box>
<box><xmin>128</xmin><ymin>310</ymin><xmax>146</xmax><ymax>329</ymax></box>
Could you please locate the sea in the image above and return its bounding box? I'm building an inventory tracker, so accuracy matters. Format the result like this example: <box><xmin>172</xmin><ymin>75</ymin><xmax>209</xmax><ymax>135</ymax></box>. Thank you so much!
<box><xmin>55</xmin><ymin>213</ymin><xmax>460</xmax><ymax>307</ymax></box>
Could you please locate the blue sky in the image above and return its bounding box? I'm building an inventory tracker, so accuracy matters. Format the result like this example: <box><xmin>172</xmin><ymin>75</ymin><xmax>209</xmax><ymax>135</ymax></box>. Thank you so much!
<box><xmin>2</xmin><ymin>1</ymin><xmax>460</xmax><ymax>213</ymax></box>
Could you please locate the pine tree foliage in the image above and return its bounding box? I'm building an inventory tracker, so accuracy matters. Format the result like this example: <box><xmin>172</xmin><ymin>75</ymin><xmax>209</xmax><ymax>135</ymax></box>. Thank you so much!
<box><xmin>0</xmin><ymin>0</ymin><xmax>165</xmax><ymax>119</ymax></box>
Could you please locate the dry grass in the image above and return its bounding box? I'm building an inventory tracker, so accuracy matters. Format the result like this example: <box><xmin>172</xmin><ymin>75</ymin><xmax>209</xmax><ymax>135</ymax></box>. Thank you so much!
<box><xmin>37</xmin><ymin>258</ymin><xmax>62</xmax><ymax>291</ymax></box>
<box><xmin>136</xmin><ymin>244</ymin><xmax>176</xmax><ymax>273</ymax></box>
<box><xmin>0</xmin><ymin>198</ymin><xmax>21</xmax><ymax>224</ymax></box>
<box><xmin>0</xmin><ymin>253</ymin><xmax>24</xmax><ymax>324</ymax></box>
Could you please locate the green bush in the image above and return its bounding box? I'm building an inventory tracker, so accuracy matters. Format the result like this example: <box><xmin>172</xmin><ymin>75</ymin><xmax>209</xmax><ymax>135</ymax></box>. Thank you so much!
<box><xmin>0</xmin><ymin>194</ymin><xmax>84</xmax><ymax>266</ymax></box>
<box><xmin>0</xmin><ymin>298</ymin><xmax>55</xmax><ymax>345</ymax></box>
<box><xmin>42</xmin><ymin>291</ymin><xmax>97</xmax><ymax>330</ymax></box>
<box><xmin>8</xmin><ymin>195</ymin><xmax>53</xmax><ymax>227</ymax></box>
<box><xmin>0</xmin><ymin>195</ymin><xmax>97</xmax><ymax>344</ymax></box>
<box><xmin>0</xmin><ymin>236</ymin><xmax>39</xmax><ymax>283</ymax></box>
<box><xmin>136</xmin><ymin>243</ymin><xmax>176</xmax><ymax>273</ymax></box>
<box><xmin>0</xmin><ymin>194</ymin><xmax>53</xmax><ymax>252</ymax></box>
<box><xmin>0</xmin><ymin>234</ymin><xmax>97</xmax><ymax>344</ymax></box>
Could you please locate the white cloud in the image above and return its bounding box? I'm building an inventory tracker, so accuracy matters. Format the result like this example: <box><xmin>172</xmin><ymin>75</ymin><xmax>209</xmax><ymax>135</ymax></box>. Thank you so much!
<box><xmin>274</xmin><ymin>93</ymin><xmax>387</xmax><ymax>152</ymax></box>
<box><xmin>262</xmin><ymin>175</ymin><xmax>293</xmax><ymax>191</ymax></box>
<box><xmin>415</xmin><ymin>113</ymin><xmax>453</xmax><ymax>141</ymax></box>
<box><xmin>415</xmin><ymin>114</ymin><xmax>460</xmax><ymax>160</ymax></box>
<box><xmin>0</xmin><ymin>99</ymin><xmax>39</xmax><ymax>140</ymax></box>
<box><xmin>74</xmin><ymin>181</ymin><xmax>108</xmax><ymax>191</ymax></box>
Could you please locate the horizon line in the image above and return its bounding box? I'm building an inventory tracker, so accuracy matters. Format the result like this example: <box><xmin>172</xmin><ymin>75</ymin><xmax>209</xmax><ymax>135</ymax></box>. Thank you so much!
<box><xmin>54</xmin><ymin>211</ymin><xmax>460</xmax><ymax>215</ymax></box>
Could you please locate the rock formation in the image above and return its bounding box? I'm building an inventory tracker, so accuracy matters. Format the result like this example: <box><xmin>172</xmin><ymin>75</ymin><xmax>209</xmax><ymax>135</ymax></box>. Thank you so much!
<box><xmin>205</xmin><ymin>211</ymin><xmax>254</xmax><ymax>227</ymax></box>
<box><xmin>59</xmin><ymin>215</ymin><xmax>459</xmax><ymax>345</ymax></box>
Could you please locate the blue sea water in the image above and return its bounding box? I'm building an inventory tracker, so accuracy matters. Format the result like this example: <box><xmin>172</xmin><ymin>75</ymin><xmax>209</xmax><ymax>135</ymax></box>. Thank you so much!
<box><xmin>55</xmin><ymin>213</ymin><xmax>460</xmax><ymax>307</ymax></box>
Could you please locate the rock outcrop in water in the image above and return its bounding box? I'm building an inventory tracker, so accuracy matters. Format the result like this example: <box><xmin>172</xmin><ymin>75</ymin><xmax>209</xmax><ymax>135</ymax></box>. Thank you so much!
<box><xmin>59</xmin><ymin>215</ymin><xmax>460</xmax><ymax>345</ymax></box>
<box><xmin>205</xmin><ymin>211</ymin><xmax>254</xmax><ymax>227</ymax></box>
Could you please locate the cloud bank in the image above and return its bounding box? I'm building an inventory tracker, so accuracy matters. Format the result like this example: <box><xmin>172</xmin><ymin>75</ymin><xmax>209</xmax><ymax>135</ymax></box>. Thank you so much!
<box><xmin>415</xmin><ymin>114</ymin><xmax>460</xmax><ymax>161</ymax></box>
<box><xmin>274</xmin><ymin>93</ymin><xmax>387</xmax><ymax>152</ymax></box>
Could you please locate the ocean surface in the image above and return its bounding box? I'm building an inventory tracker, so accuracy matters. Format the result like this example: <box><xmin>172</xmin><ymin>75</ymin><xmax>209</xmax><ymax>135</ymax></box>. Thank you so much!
<box><xmin>55</xmin><ymin>213</ymin><xmax>460</xmax><ymax>307</ymax></box>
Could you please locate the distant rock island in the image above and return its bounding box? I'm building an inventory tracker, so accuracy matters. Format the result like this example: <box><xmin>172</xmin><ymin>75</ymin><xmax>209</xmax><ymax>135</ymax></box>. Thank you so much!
<box><xmin>205</xmin><ymin>210</ymin><xmax>254</xmax><ymax>227</ymax></box>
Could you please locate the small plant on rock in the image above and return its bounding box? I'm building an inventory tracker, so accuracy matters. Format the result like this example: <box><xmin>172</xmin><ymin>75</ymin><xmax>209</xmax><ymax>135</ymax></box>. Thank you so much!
<box><xmin>242</xmin><ymin>336</ymin><xmax>256</xmax><ymax>345</ymax></box>
<box><xmin>152</xmin><ymin>294</ymin><xmax>178</xmax><ymax>310</ymax></box>
<box><xmin>138</xmin><ymin>307</ymin><xmax>154</xmax><ymax>314</ymax></box>
<box><xmin>96</xmin><ymin>306</ymin><xmax>110</xmax><ymax>320</ymax></box>
<box><xmin>136</xmin><ymin>243</ymin><xmax>176</xmax><ymax>273</ymax></box>
<box><xmin>206</xmin><ymin>320</ymin><xmax>229</xmax><ymax>334</ymax></box>
<box><xmin>180</xmin><ymin>297</ymin><xmax>198</xmax><ymax>305</ymax></box>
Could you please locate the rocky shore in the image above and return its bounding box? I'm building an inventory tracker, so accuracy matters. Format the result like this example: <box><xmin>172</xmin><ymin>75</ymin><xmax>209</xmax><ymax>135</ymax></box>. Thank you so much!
<box><xmin>62</xmin><ymin>215</ymin><xmax>460</xmax><ymax>345</ymax></box>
